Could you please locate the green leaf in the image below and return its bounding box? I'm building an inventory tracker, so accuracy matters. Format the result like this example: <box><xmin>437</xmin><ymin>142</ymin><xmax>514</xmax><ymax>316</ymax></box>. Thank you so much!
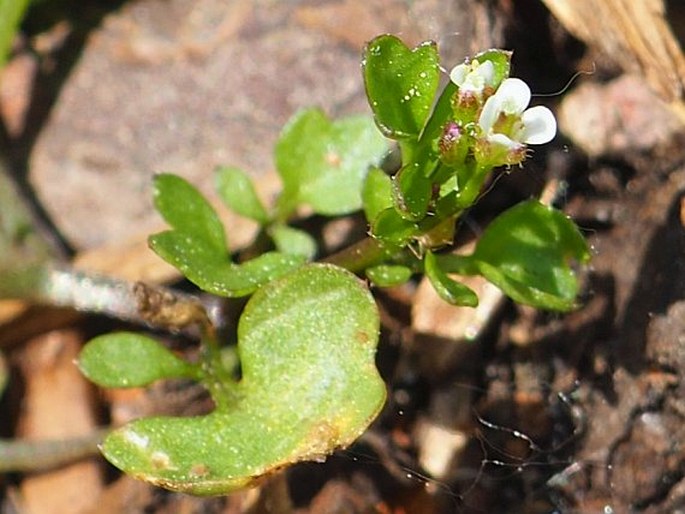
<box><xmin>418</xmin><ymin>81</ymin><xmax>458</xmax><ymax>146</ymax></box>
<box><xmin>393</xmin><ymin>163</ymin><xmax>433</xmax><ymax>221</ymax></box>
<box><xmin>424</xmin><ymin>251</ymin><xmax>478</xmax><ymax>307</ymax></box>
<box><xmin>371</xmin><ymin>208</ymin><xmax>419</xmax><ymax>246</ymax></box>
<box><xmin>149</xmin><ymin>231</ymin><xmax>304</xmax><ymax>297</ymax></box>
<box><xmin>471</xmin><ymin>200</ymin><xmax>590</xmax><ymax>311</ymax></box>
<box><xmin>153</xmin><ymin>174</ymin><xmax>226</xmax><ymax>253</ymax></box>
<box><xmin>275</xmin><ymin>108</ymin><xmax>387</xmax><ymax>217</ymax></box>
<box><xmin>362</xmin><ymin>166</ymin><xmax>393</xmax><ymax>224</ymax></box>
<box><xmin>0</xmin><ymin>0</ymin><xmax>30</xmax><ymax>68</ymax></box>
<box><xmin>100</xmin><ymin>264</ymin><xmax>386</xmax><ymax>495</ymax></box>
<box><xmin>269</xmin><ymin>224</ymin><xmax>317</xmax><ymax>260</ymax></box>
<box><xmin>215</xmin><ymin>166</ymin><xmax>269</xmax><ymax>224</ymax></box>
<box><xmin>78</xmin><ymin>333</ymin><xmax>199</xmax><ymax>388</ymax></box>
<box><xmin>365</xmin><ymin>264</ymin><xmax>412</xmax><ymax>287</ymax></box>
<box><xmin>363</xmin><ymin>35</ymin><xmax>440</xmax><ymax>139</ymax></box>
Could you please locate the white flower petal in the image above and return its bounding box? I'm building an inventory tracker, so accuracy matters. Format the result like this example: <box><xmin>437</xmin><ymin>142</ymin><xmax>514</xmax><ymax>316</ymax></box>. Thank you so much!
<box><xmin>488</xmin><ymin>132</ymin><xmax>520</xmax><ymax>150</ymax></box>
<box><xmin>479</xmin><ymin>60</ymin><xmax>495</xmax><ymax>86</ymax></box>
<box><xmin>479</xmin><ymin>95</ymin><xmax>500</xmax><ymax>133</ymax></box>
<box><xmin>449</xmin><ymin>64</ymin><xmax>468</xmax><ymax>86</ymax></box>
<box><xmin>494</xmin><ymin>78</ymin><xmax>531</xmax><ymax>115</ymax></box>
<box><xmin>521</xmin><ymin>105</ymin><xmax>557</xmax><ymax>144</ymax></box>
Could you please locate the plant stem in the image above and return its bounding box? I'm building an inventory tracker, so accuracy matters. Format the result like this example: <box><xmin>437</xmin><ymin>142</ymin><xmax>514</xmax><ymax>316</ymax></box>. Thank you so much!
<box><xmin>0</xmin><ymin>429</ymin><xmax>108</xmax><ymax>472</ymax></box>
<box><xmin>199</xmin><ymin>324</ymin><xmax>241</xmax><ymax>409</ymax></box>
<box><xmin>321</xmin><ymin>236</ymin><xmax>396</xmax><ymax>273</ymax></box>
<box><xmin>0</xmin><ymin>263</ymin><xmax>218</xmax><ymax>332</ymax></box>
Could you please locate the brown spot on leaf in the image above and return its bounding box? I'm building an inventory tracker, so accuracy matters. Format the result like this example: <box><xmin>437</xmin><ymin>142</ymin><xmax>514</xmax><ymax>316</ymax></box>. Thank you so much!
<box><xmin>325</xmin><ymin>151</ymin><xmax>341</xmax><ymax>167</ymax></box>
<box><xmin>189</xmin><ymin>463</ymin><xmax>210</xmax><ymax>478</ymax></box>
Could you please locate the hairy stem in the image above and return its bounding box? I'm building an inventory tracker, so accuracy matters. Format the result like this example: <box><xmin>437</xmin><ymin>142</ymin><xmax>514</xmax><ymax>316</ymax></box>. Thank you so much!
<box><xmin>0</xmin><ymin>263</ymin><xmax>217</xmax><ymax>332</ymax></box>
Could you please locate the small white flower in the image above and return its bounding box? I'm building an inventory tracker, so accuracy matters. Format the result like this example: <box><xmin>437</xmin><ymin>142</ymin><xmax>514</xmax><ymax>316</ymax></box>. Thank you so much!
<box><xmin>479</xmin><ymin>78</ymin><xmax>556</xmax><ymax>149</ymax></box>
<box><xmin>449</xmin><ymin>60</ymin><xmax>495</xmax><ymax>94</ymax></box>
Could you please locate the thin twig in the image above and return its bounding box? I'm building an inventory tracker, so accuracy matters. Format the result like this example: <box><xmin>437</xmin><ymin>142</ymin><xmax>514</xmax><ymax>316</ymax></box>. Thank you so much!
<box><xmin>0</xmin><ymin>428</ymin><xmax>109</xmax><ymax>473</ymax></box>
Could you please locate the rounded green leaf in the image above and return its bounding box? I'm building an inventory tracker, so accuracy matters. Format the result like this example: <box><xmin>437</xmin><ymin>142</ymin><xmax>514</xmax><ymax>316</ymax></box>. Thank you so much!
<box><xmin>78</xmin><ymin>333</ymin><xmax>199</xmax><ymax>388</ymax></box>
<box><xmin>366</xmin><ymin>264</ymin><xmax>412</xmax><ymax>287</ymax></box>
<box><xmin>371</xmin><ymin>207</ymin><xmax>419</xmax><ymax>246</ymax></box>
<box><xmin>100</xmin><ymin>264</ymin><xmax>386</xmax><ymax>495</ymax></box>
<box><xmin>153</xmin><ymin>174</ymin><xmax>227</xmax><ymax>253</ymax></box>
<box><xmin>149</xmin><ymin>230</ymin><xmax>304</xmax><ymax>297</ymax></box>
<box><xmin>472</xmin><ymin>200</ymin><xmax>590</xmax><ymax>311</ymax></box>
<box><xmin>363</xmin><ymin>35</ymin><xmax>440</xmax><ymax>139</ymax></box>
<box><xmin>269</xmin><ymin>224</ymin><xmax>317</xmax><ymax>260</ymax></box>
<box><xmin>275</xmin><ymin>109</ymin><xmax>388</xmax><ymax>217</ymax></box>
<box><xmin>215</xmin><ymin>166</ymin><xmax>269</xmax><ymax>224</ymax></box>
<box><xmin>424</xmin><ymin>251</ymin><xmax>478</xmax><ymax>307</ymax></box>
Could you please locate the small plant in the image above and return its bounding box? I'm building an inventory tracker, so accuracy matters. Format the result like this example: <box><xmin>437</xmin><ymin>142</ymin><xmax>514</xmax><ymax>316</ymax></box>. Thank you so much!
<box><xmin>73</xmin><ymin>35</ymin><xmax>589</xmax><ymax>495</ymax></box>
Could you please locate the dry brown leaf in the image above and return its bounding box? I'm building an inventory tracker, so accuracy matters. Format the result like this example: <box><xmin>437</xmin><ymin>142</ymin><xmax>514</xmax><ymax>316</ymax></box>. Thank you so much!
<box><xmin>543</xmin><ymin>0</ymin><xmax>685</xmax><ymax>114</ymax></box>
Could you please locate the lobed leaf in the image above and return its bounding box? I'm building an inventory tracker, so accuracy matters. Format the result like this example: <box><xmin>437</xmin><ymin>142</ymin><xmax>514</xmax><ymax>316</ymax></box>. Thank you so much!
<box><xmin>153</xmin><ymin>174</ymin><xmax>227</xmax><ymax>253</ymax></box>
<box><xmin>149</xmin><ymin>230</ymin><xmax>304</xmax><ymax>297</ymax></box>
<box><xmin>100</xmin><ymin>264</ymin><xmax>386</xmax><ymax>495</ymax></box>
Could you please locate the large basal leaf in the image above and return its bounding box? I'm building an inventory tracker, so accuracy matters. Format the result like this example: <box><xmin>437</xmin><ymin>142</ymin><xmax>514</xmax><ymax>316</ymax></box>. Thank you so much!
<box><xmin>100</xmin><ymin>264</ymin><xmax>386</xmax><ymax>495</ymax></box>
<box><xmin>471</xmin><ymin>200</ymin><xmax>590</xmax><ymax>311</ymax></box>
<box><xmin>79</xmin><ymin>333</ymin><xmax>200</xmax><ymax>388</ymax></box>
<box><xmin>275</xmin><ymin>108</ymin><xmax>388</xmax><ymax>217</ymax></box>
<box><xmin>363</xmin><ymin>35</ymin><xmax>440</xmax><ymax>140</ymax></box>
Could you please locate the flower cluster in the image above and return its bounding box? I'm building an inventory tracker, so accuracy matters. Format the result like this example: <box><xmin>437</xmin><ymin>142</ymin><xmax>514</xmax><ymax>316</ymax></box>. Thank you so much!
<box><xmin>441</xmin><ymin>58</ymin><xmax>556</xmax><ymax>167</ymax></box>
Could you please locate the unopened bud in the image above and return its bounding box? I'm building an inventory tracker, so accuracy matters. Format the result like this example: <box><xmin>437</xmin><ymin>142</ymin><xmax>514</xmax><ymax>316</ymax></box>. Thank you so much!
<box><xmin>438</xmin><ymin>122</ymin><xmax>469</xmax><ymax>165</ymax></box>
